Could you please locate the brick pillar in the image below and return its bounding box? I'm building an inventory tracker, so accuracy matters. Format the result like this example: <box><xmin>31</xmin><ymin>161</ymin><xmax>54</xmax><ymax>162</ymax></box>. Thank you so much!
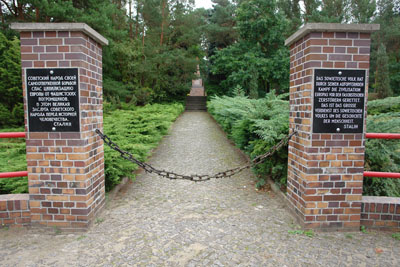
<box><xmin>11</xmin><ymin>23</ymin><xmax>108</xmax><ymax>230</ymax></box>
<box><xmin>285</xmin><ymin>23</ymin><xmax>379</xmax><ymax>230</ymax></box>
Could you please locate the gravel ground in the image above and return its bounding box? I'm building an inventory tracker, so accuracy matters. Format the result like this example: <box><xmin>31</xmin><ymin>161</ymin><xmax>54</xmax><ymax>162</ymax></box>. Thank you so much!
<box><xmin>0</xmin><ymin>112</ymin><xmax>399</xmax><ymax>266</ymax></box>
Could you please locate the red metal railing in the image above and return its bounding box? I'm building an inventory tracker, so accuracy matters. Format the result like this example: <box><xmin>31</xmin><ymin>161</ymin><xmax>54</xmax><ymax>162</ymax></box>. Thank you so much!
<box><xmin>0</xmin><ymin>132</ymin><xmax>27</xmax><ymax>179</ymax></box>
<box><xmin>0</xmin><ymin>132</ymin><xmax>399</xmax><ymax>179</ymax></box>
<box><xmin>364</xmin><ymin>132</ymin><xmax>400</xmax><ymax>179</ymax></box>
<box><xmin>363</xmin><ymin>171</ymin><xmax>400</xmax><ymax>179</ymax></box>
<box><xmin>0</xmin><ymin>171</ymin><xmax>28</xmax><ymax>179</ymax></box>
<box><xmin>365</xmin><ymin>133</ymin><xmax>400</xmax><ymax>139</ymax></box>
<box><xmin>0</xmin><ymin>132</ymin><xmax>26</xmax><ymax>138</ymax></box>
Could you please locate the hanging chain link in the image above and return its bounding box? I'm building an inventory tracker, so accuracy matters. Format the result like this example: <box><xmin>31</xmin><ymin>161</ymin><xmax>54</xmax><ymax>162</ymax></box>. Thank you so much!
<box><xmin>96</xmin><ymin>129</ymin><xmax>297</xmax><ymax>182</ymax></box>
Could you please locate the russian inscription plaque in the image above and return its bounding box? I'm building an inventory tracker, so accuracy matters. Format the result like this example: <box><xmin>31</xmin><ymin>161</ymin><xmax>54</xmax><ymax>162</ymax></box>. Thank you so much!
<box><xmin>26</xmin><ymin>68</ymin><xmax>80</xmax><ymax>132</ymax></box>
<box><xmin>313</xmin><ymin>69</ymin><xmax>366</xmax><ymax>133</ymax></box>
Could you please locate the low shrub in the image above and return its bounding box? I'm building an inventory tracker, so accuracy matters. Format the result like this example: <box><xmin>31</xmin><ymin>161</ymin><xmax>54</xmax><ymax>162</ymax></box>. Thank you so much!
<box><xmin>0</xmin><ymin>127</ymin><xmax>27</xmax><ymax>194</ymax></box>
<box><xmin>209</xmin><ymin>94</ymin><xmax>400</xmax><ymax>196</ymax></box>
<box><xmin>103</xmin><ymin>103</ymin><xmax>184</xmax><ymax>190</ymax></box>
<box><xmin>363</xmin><ymin>112</ymin><xmax>400</xmax><ymax>197</ymax></box>
<box><xmin>367</xmin><ymin>96</ymin><xmax>400</xmax><ymax>115</ymax></box>
<box><xmin>0</xmin><ymin>103</ymin><xmax>184</xmax><ymax>194</ymax></box>
<box><xmin>208</xmin><ymin>91</ymin><xmax>289</xmax><ymax>188</ymax></box>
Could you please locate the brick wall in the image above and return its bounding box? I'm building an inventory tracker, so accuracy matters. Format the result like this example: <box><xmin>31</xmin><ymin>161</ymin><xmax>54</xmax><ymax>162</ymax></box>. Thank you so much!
<box><xmin>19</xmin><ymin>30</ymin><xmax>105</xmax><ymax>229</ymax></box>
<box><xmin>286</xmin><ymin>27</ymin><xmax>374</xmax><ymax>230</ymax></box>
<box><xmin>361</xmin><ymin>196</ymin><xmax>400</xmax><ymax>230</ymax></box>
<box><xmin>0</xmin><ymin>194</ymin><xmax>30</xmax><ymax>228</ymax></box>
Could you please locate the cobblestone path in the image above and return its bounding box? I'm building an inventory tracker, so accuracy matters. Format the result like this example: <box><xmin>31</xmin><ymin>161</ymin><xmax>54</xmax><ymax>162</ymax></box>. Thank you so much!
<box><xmin>1</xmin><ymin>112</ymin><xmax>399</xmax><ymax>266</ymax></box>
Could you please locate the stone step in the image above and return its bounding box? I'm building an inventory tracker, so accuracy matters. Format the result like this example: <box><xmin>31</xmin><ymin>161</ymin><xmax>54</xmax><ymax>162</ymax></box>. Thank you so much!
<box><xmin>186</xmin><ymin>101</ymin><xmax>207</xmax><ymax>105</ymax></box>
<box><xmin>186</xmin><ymin>96</ymin><xmax>207</xmax><ymax>100</ymax></box>
<box><xmin>186</xmin><ymin>99</ymin><xmax>206</xmax><ymax>104</ymax></box>
<box><xmin>185</xmin><ymin>103</ymin><xmax>207</xmax><ymax>107</ymax></box>
<box><xmin>185</xmin><ymin>96</ymin><xmax>207</xmax><ymax>111</ymax></box>
<box><xmin>185</xmin><ymin>107</ymin><xmax>207</xmax><ymax>111</ymax></box>
<box><xmin>186</xmin><ymin>105</ymin><xmax>207</xmax><ymax>109</ymax></box>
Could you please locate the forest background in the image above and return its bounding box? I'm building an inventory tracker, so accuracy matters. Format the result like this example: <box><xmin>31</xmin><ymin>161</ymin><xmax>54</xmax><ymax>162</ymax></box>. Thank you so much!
<box><xmin>0</xmin><ymin>0</ymin><xmax>399</xmax><ymax>196</ymax></box>
<box><xmin>0</xmin><ymin>0</ymin><xmax>399</xmax><ymax>126</ymax></box>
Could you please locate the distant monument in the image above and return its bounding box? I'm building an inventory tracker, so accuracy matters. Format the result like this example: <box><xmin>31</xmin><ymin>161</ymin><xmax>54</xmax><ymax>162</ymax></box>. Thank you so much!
<box><xmin>189</xmin><ymin>65</ymin><xmax>206</xmax><ymax>96</ymax></box>
<box><xmin>185</xmin><ymin>65</ymin><xmax>207</xmax><ymax>111</ymax></box>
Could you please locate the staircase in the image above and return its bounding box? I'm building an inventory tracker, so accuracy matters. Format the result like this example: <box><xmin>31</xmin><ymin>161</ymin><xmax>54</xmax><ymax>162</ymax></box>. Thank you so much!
<box><xmin>186</xmin><ymin>64</ymin><xmax>207</xmax><ymax>111</ymax></box>
<box><xmin>185</xmin><ymin>96</ymin><xmax>207</xmax><ymax>111</ymax></box>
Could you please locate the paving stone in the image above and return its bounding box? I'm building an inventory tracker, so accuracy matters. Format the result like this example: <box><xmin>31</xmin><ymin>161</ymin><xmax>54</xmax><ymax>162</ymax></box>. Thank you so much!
<box><xmin>0</xmin><ymin>112</ymin><xmax>399</xmax><ymax>266</ymax></box>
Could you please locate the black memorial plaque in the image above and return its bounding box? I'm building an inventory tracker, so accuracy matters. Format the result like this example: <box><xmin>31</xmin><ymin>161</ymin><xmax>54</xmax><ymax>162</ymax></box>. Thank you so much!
<box><xmin>313</xmin><ymin>69</ymin><xmax>366</xmax><ymax>133</ymax></box>
<box><xmin>26</xmin><ymin>68</ymin><xmax>80</xmax><ymax>132</ymax></box>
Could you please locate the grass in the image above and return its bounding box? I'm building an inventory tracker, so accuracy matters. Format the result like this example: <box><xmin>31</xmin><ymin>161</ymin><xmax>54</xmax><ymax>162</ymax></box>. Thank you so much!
<box><xmin>288</xmin><ymin>229</ymin><xmax>314</xmax><ymax>238</ymax></box>
<box><xmin>77</xmin><ymin>235</ymin><xmax>87</xmax><ymax>241</ymax></box>
<box><xmin>53</xmin><ymin>226</ymin><xmax>62</xmax><ymax>235</ymax></box>
<box><xmin>0</xmin><ymin>103</ymin><xmax>184</xmax><ymax>194</ymax></box>
<box><xmin>287</xmin><ymin>222</ymin><xmax>314</xmax><ymax>238</ymax></box>
<box><xmin>360</xmin><ymin>225</ymin><xmax>368</xmax><ymax>234</ymax></box>
<box><xmin>345</xmin><ymin>233</ymin><xmax>353</xmax><ymax>239</ymax></box>
<box><xmin>95</xmin><ymin>218</ymin><xmax>104</xmax><ymax>224</ymax></box>
<box><xmin>392</xmin><ymin>232</ymin><xmax>400</xmax><ymax>241</ymax></box>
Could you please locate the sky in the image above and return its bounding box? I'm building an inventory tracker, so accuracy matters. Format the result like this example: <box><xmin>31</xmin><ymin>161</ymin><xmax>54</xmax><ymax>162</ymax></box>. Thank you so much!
<box><xmin>195</xmin><ymin>0</ymin><xmax>213</xmax><ymax>9</ymax></box>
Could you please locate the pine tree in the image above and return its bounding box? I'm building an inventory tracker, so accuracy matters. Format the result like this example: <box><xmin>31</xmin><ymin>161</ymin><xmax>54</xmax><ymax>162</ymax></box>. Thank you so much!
<box><xmin>303</xmin><ymin>0</ymin><xmax>322</xmax><ymax>22</ymax></box>
<box><xmin>370</xmin><ymin>0</ymin><xmax>400</xmax><ymax>96</ymax></box>
<box><xmin>205</xmin><ymin>0</ymin><xmax>238</xmax><ymax>53</ymax></box>
<box><xmin>375</xmin><ymin>43</ymin><xmax>392</xmax><ymax>98</ymax></box>
<box><xmin>320</xmin><ymin>0</ymin><xmax>351</xmax><ymax>23</ymax></box>
<box><xmin>350</xmin><ymin>0</ymin><xmax>376</xmax><ymax>23</ymax></box>
<box><xmin>277</xmin><ymin>0</ymin><xmax>301</xmax><ymax>35</ymax></box>
<box><xmin>0</xmin><ymin>32</ymin><xmax>23</xmax><ymax>126</ymax></box>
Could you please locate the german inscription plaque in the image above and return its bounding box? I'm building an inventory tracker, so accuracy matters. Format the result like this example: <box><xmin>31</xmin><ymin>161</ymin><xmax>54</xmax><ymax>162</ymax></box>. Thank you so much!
<box><xmin>313</xmin><ymin>69</ymin><xmax>366</xmax><ymax>133</ymax></box>
<box><xmin>26</xmin><ymin>68</ymin><xmax>80</xmax><ymax>132</ymax></box>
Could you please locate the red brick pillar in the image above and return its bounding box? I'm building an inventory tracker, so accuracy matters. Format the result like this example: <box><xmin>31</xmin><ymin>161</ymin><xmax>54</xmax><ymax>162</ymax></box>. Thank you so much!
<box><xmin>11</xmin><ymin>23</ymin><xmax>108</xmax><ymax>230</ymax></box>
<box><xmin>285</xmin><ymin>23</ymin><xmax>379</xmax><ymax>230</ymax></box>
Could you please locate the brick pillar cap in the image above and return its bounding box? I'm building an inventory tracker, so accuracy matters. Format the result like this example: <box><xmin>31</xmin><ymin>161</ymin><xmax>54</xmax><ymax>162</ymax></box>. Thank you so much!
<box><xmin>10</xmin><ymin>22</ymin><xmax>108</xmax><ymax>46</ymax></box>
<box><xmin>285</xmin><ymin>23</ymin><xmax>380</xmax><ymax>46</ymax></box>
<box><xmin>0</xmin><ymin>194</ymin><xmax>29</xmax><ymax>201</ymax></box>
<box><xmin>362</xmin><ymin>196</ymin><xmax>400</xmax><ymax>204</ymax></box>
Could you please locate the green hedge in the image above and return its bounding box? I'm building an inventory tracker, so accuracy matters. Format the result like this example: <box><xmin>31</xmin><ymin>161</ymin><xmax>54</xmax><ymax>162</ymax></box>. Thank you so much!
<box><xmin>364</xmin><ymin>96</ymin><xmax>400</xmax><ymax>197</ymax></box>
<box><xmin>208</xmin><ymin>94</ymin><xmax>400</xmax><ymax>197</ymax></box>
<box><xmin>103</xmin><ymin>103</ymin><xmax>184</xmax><ymax>191</ymax></box>
<box><xmin>367</xmin><ymin>96</ymin><xmax>400</xmax><ymax>115</ymax></box>
<box><xmin>0</xmin><ymin>103</ymin><xmax>184</xmax><ymax>194</ymax></box>
<box><xmin>0</xmin><ymin>127</ymin><xmax>27</xmax><ymax>194</ymax></box>
<box><xmin>208</xmin><ymin>91</ymin><xmax>289</xmax><ymax>188</ymax></box>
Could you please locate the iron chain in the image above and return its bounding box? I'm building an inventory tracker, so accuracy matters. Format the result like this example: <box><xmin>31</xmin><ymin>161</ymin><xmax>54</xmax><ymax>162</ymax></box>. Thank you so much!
<box><xmin>96</xmin><ymin>129</ymin><xmax>297</xmax><ymax>182</ymax></box>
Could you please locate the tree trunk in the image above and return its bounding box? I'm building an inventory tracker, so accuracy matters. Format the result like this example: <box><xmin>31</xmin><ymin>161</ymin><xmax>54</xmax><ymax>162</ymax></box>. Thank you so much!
<box><xmin>11</xmin><ymin>0</ymin><xmax>17</xmax><ymax>17</ymax></box>
<box><xmin>142</xmin><ymin>27</ymin><xmax>145</xmax><ymax>47</ymax></box>
<box><xmin>135</xmin><ymin>1</ymin><xmax>140</xmax><ymax>39</ymax></box>
<box><xmin>17</xmin><ymin>2</ymin><xmax>24</xmax><ymax>20</ymax></box>
<box><xmin>0</xmin><ymin>4</ymin><xmax>4</xmax><ymax>29</ymax></box>
<box><xmin>0</xmin><ymin>0</ymin><xmax>16</xmax><ymax>17</ymax></box>
<box><xmin>129</xmin><ymin>0</ymin><xmax>133</xmax><ymax>39</ymax></box>
<box><xmin>160</xmin><ymin>0</ymin><xmax>166</xmax><ymax>46</ymax></box>
<box><xmin>35</xmin><ymin>7</ymin><xmax>40</xmax><ymax>21</ymax></box>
